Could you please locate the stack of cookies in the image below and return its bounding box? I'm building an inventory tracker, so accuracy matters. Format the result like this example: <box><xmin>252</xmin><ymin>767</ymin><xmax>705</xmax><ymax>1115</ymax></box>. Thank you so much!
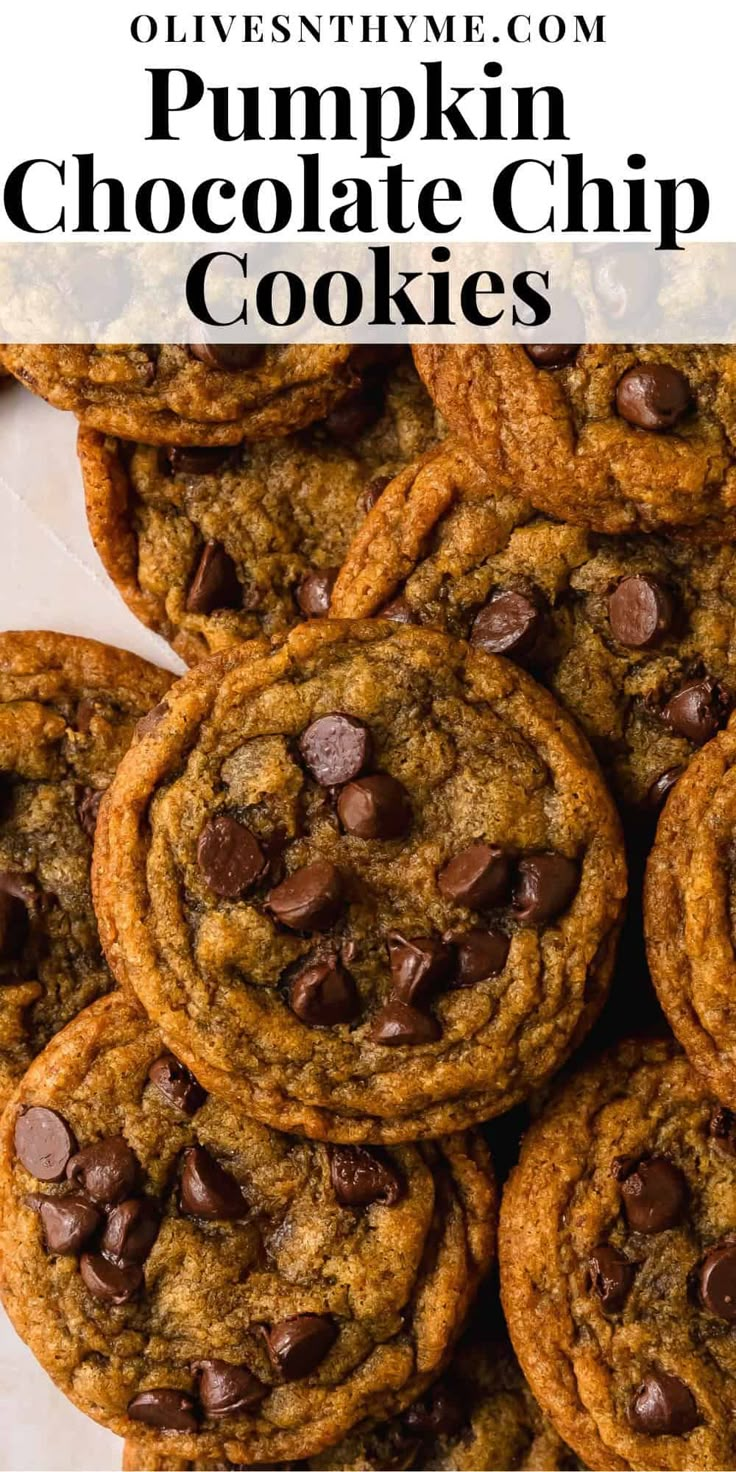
<box><xmin>0</xmin><ymin>341</ymin><xmax>735</xmax><ymax>1472</ymax></box>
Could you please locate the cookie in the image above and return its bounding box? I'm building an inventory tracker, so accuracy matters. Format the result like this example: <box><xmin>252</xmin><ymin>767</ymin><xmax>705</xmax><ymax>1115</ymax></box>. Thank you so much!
<box><xmin>0</xmin><ymin>992</ymin><xmax>495</xmax><ymax>1462</ymax></box>
<box><xmin>500</xmin><ymin>1035</ymin><xmax>736</xmax><ymax>1472</ymax></box>
<box><xmin>93</xmin><ymin>620</ymin><xmax>626</xmax><ymax>1141</ymax></box>
<box><xmin>78</xmin><ymin>356</ymin><xmax>440</xmax><ymax>663</ymax></box>
<box><xmin>1</xmin><ymin>345</ymin><xmax>357</xmax><ymax>446</ymax></box>
<box><xmin>121</xmin><ymin>1325</ymin><xmax>579</xmax><ymax>1471</ymax></box>
<box><xmin>645</xmin><ymin>709</ymin><xmax>736</xmax><ymax>1105</ymax></box>
<box><xmin>331</xmin><ymin>440</ymin><xmax>736</xmax><ymax>809</ymax></box>
<box><xmin>0</xmin><ymin>631</ymin><xmax>171</xmax><ymax>1107</ymax></box>
<box><xmin>412</xmin><ymin>346</ymin><xmax>736</xmax><ymax>537</ymax></box>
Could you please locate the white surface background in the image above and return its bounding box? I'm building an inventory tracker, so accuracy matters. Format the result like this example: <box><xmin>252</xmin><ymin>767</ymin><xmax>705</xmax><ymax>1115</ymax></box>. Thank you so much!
<box><xmin>0</xmin><ymin>377</ymin><xmax>182</xmax><ymax>1472</ymax></box>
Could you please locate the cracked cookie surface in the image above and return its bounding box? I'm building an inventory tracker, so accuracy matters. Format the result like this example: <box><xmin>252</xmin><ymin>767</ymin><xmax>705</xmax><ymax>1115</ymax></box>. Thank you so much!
<box><xmin>93</xmin><ymin>620</ymin><xmax>626</xmax><ymax>1141</ymax></box>
<box><xmin>0</xmin><ymin>631</ymin><xmax>171</xmax><ymax>1107</ymax></box>
<box><xmin>0</xmin><ymin>992</ymin><xmax>494</xmax><ymax>1461</ymax></box>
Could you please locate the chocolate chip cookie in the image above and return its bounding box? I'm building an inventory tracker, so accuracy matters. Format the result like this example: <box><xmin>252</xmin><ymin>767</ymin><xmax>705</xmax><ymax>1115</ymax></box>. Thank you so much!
<box><xmin>1</xmin><ymin>345</ymin><xmax>357</xmax><ymax>446</ymax></box>
<box><xmin>78</xmin><ymin>356</ymin><xmax>440</xmax><ymax>663</ymax></box>
<box><xmin>500</xmin><ymin>1035</ymin><xmax>736</xmax><ymax>1471</ymax></box>
<box><xmin>645</xmin><ymin>709</ymin><xmax>736</xmax><ymax>1106</ymax></box>
<box><xmin>93</xmin><ymin>620</ymin><xmax>626</xmax><ymax>1141</ymax></box>
<box><xmin>0</xmin><ymin>631</ymin><xmax>171</xmax><ymax>1107</ymax></box>
<box><xmin>121</xmin><ymin>1323</ymin><xmax>579</xmax><ymax>1471</ymax></box>
<box><xmin>413</xmin><ymin>346</ymin><xmax>736</xmax><ymax>537</ymax></box>
<box><xmin>0</xmin><ymin>991</ymin><xmax>495</xmax><ymax>1461</ymax></box>
<box><xmin>331</xmin><ymin>440</ymin><xmax>736</xmax><ymax>809</ymax></box>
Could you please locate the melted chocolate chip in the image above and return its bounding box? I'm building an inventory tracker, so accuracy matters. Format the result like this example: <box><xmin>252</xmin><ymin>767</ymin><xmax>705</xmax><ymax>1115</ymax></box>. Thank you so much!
<box><xmin>186</xmin><ymin>541</ymin><xmax>242</xmax><ymax>616</ymax></box>
<box><xmin>330</xmin><ymin>1146</ymin><xmax>404</xmax><ymax>1207</ymax></box>
<box><xmin>616</xmin><ymin>1155</ymin><xmax>687</xmax><ymax>1234</ymax></box>
<box><xmin>662</xmin><ymin>678</ymin><xmax>732</xmax><ymax>745</ymax></box>
<box><xmin>37</xmin><ymin>1194</ymin><xmax>102</xmax><ymax>1255</ymax></box>
<box><xmin>0</xmin><ymin>884</ymin><xmax>29</xmax><ymax>963</ymax></box>
<box><xmin>135</xmin><ymin>701</ymin><xmax>167</xmax><ymax>740</ymax></box>
<box><xmin>75</xmin><ymin>786</ymin><xmax>103</xmax><ymax>841</ymax></box>
<box><xmin>288</xmin><ymin>957</ymin><xmax>359</xmax><ymax>1026</ymax></box>
<box><xmin>647</xmin><ymin>767</ymin><xmax>684</xmax><ymax>810</ymax></box>
<box><xmin>388</xmin><ymin>934</ymin><xmax>454</xmax><ymax>1006</ymax></box>
<box><xmin>588</xmin><ymin>1244</ymin><xmax>636</xmax><ymax>1314</ymax></box>
<box><xmin>438</xmin><ymin>843</ymin><xmax>511</xmax><ymax>910</ymax></box>
<box><xmin>360</xmin><ymin>474</ymin><xmax>391</xmax><ymax>514</ymax></box>
<box><xmin>80</xmin><ymin>1253</ymin><xmax>144</xmax><ymax>1304</ymax></box>
<box><xmin>296</xmin><ymin>568</ymin><xmax>339</xmax><ymax>619</ymax></box>
<box><xmin>608</xmin><ymin>575</ymin><xmax>673</xmax><ymax>649</ymax></box>
<box><xmin>299</xmin><ymin>714</ymin><xmax>372</xmax><ymax>787</ymax></box>
<box><xmin>337</xmin><ymin>775</ymin><xmax>412</xmax><ymax>840</ymax></box>
<box><xmin>102</xmin><ymin>1198</ymin><xmax>160</xmax><ymax>1267</ymax></box>
<box><xmin>197</xmin><ymin>814</ymin><xmax>266</xmax><ymax>898</ymax></box>
<box><xmin>710</xmin><ymin>1106</ymin><xmax>736</xmax><ymax>1157</ymax></box>
<box><xmin>148</xmin><ymin>1055</ymin><xmax>207</xmax><ymax>1116</ymax></box>
<box><xmin>370</xmin><ymin>999</ymin><xmax>442</xmax><ymax>1046</ymax></box>
<box><xmin>190</xmin><ymin>343</ymin><xmax>264</xmax><ymax>371</ymax></box>
<box><xmin>451</xmin><ymin>928</ymin><xmax>510</xmax><ymax>986</ymax></box>
<box><xmin>698</xmin><ymin>1240</ymin><xmax>736</xmax><ymax>1320</ymax></box>
<box><xmin>268</xmin><ymin>861</ymin><xmax>344</xmax><ymax>932</ymax></box>
<box><xmin>66</xmin><ymin>1138</ymin><xmax>138</xmax><ymax>1206</ymax></box>
<box><xmin>616</xmin><ymin>363</ymin><xmax>692</xmax><ymax>431</ymax></box>
<box><xmin>380</xmin><ymin>596</ymin><xmax>417</xmax><ymax>624</ymax></box>
<box><xmin>404</xmin><ymin>1383</ymin><xmax>465</xmax><ymax>1439</ymax></box>
<box><xmin>180</xmin><ymin>1146</ymin><xmax>248</xmax><ymax>1220</ymax></box>
<box><xmin>167</xmin><ymin>446</ymin><xmax>233</xmax><ymax>475</ymax></box>
<box><xmin>15</xmin><ymin>1108</ymin><xmax>77</xmax><ymax>1182</ymax></box>
<box><xmin>128</xmin><ymin>1389</ymin><xmax>199</xmax><ymax>1432</ymax></box>
<box><xmin>192</xmin><ymin>1358</ymin><xmax>267</xmax><ymax>1417</ymax></box>
<box><xmin>629</xmin><ymin>1372</ymin><xmax>699</xmax><ymax>1435</ymax></box>
<box><xmin>512</xmin><ymin>853</ymin><xmax>578</xmax><ymax>926</ymax></box>
<box><xmin>324</xmin><ymin>384</ymin><xmax>384</xmax><ymax>442</ymax></box>
<box><xmin>265</xmin><ymin>1315</ymin><xmax>337</xmax><ymax>1380</ymax></box>
<box><xmin>471</xmin><ymin>589</ymin><xmax>546</xmax><ymax>659</ymax></box>
<box><xmin>524</xmin><ymin>345</ymin><xmax>580</xmax><ymax>369</ymax></box>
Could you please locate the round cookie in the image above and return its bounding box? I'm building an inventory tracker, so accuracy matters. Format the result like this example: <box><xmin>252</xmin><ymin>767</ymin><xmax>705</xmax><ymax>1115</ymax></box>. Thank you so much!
<box><xmin>121</xmin><ymin>1327</ymin><xmax>579</xmax><ymax>1471</ymax></box>
<box><xmin>1</xmin><ymin>344</ymin><xmax>357</xmax><ymax>446</ymax></box>
<box><xmin>78</xmin><ymin>356</ymin><xmax>440</xmax><ymax>663</ymax></box>
<box><xmin>500</xmin><ymin>1036</ymin><xmax>736</xmax><ymax>1472</ymax></box>
<box><xmin>93</xmin><ymin>620</ymin><xmax>626</xmax><ymax>1142</ymax></box>
<box><xmin>0</xmin><ymin>992</ymin><xmax>495</xmax><ymax>1462</ymax></box>
<box><xmin>0</xmin><ymin>631</ymin><xmax>171</xmax><ymax>1107</ymax></box>
<box><xmin>412</xmin><ymin>345</ymin><xmax>736</xmax><ymax>537</ymax></box>
<box><xmin>645</xmin><ymin>709</ymin><xmax>736</xmax><ymax>1106</ymax></box>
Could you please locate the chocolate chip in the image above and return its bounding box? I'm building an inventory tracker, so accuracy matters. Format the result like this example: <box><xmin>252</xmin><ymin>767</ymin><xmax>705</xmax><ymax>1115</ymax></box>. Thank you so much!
<box><xmin>192</xmin><ymin>1359</ymin><xmax>267</xmax><ymax>1417</ymax></box>
<box><xmin>265</xmin><ymin>1315</ymin><xmax>337</xmax><ymax>1381</ymax></box>
<box><xmin>617</xmin><ymin>1156</ymin><xmax>687</xmax><ymax>1234</ymax></box>
<box><xmin>299</xmin><ymin>714</ymin><xmax>372</xmax><ymax>787</ymax></box>
<box><xmin>15</xmin><ymin>1108</ymin><xmax>77</xmax><ymax>1182</ymax></box>
<box><xmin>524</xmin><ymin>345</ymin><xmax>580</xmax><ymax>368</ymax></box>
<box><xmin>180</xmin><ymin>1146</ymin><xmax>248</xmax><ymax>1220</ymax></box>
<box><xmin>629</xmin><ymin>1373</ymin><xmax>698</xmax><ymax>1436</ymax></box>
<box><xmin>471</xmin><ymin>589</ymin><xmax>545</xmax><ymax>659</ymax></box>
<box><xmin>591</xmin><ymin>250</ymin><xmax>659</xmax><ymax>325</ymax></box>
<box><xmin>380</xmin><ymin>595</ymin><xmax>417</xmax><ymax>624</ymax></box>
<box><xmin>360</xmin><ymin>474</ymin><xmax>391</xmax><ymax>514</ymax></box>
<box><xmin>387</xmin><ymin>934</ymin><xmax>454</xmax><ymax>1006</ymax></box>
<box><xmin>135</xmin><ymin>701</ymin><xmax>167</xmax><ymax>740</ymax></box>
<box><xmin>66</xmin><ymin>1138</ymin><xmax>138</xmax><ymax>1206</ymax></box>
<box><xmin>190</xmin><ymin>343</ymin><xmax>264</xmax><ymax>371</ymax></box>
<box><xmin>268</xmin><ymin>860</ymin><xmax>344</xmax><ymax>932</ymax></box>
<box><xmin>75</xmin><ymin>786</ymin><xmax>103</xmax><ymax>841</ymax></box>
<box><xmin>588</xmin><ymin>1244</ymin><xmax>636</xmax><ymax>1313</ymax></box>
<box><xmin>698</xmin><ymin>1240</ymin><xmax>736</xmax><ymax>1320</ymax></box>
<box><xmin>616</xmin><ymin>364</ymin><xmax>692</xmax><ymax>431</ymax></box>
<box><xmin>710</xmin><ymin>1106</ymin><xmax>736</xmax><ymax>1157</ymax></box>
<box><xmin>0</xmin><ymin>883</ymin><xmax>29</xmax><ymax>962</ymax></box>
<box><xmin>186</xmin><ymin>541</ymin><xmax>242</xmax><ymax>616</ymax></box>
<box><xmin>288</xmin><ymin>957</ymin><xmax>359</xmax><ymax>1026</ymax></box>
<box><xmin>128</xmin><ymin>1389</ymin><xmax>199</xmax><ymax>1432</ymax></box>
<box><xmin>370</xmin><ymin>998</ymin><xmax>442</xmax><ymax>1046</ymax></box>
<box><xmin>608</xmin><ymin>575</ymin><xmax>673</xmax><ymax>649</ymax></box>
<box><xmin>197</xmin><ymin>815</ymin><xmax>266</xmax><ymax>898</ymax></box>
<box><xmin>102</xmin><ymin>1198</ymin><xmax>160</xmax><ymax>1267</ymax></box>
<box><xmin>647</xmin><ymin>767</ymin><xmax>684</xmax><ymax>810</ymax></box>
<box><xmin>404</xmin><ymin>1384</ymin><xmax>465</xmax><ymax>1439</ymax></box>
<box><xmin>37</xmin><ymin>1194</ymin><xmax>103</xmax><ymax>1255</ymax></box>
<box><xmin>512</xmin><ymin>853</ymin><xmax>578</xmax><ymax>926</ymax></box>
<box><xmin>148</xmin><ymin>1055</ymin><xmax>207</xmax><ymax>1116</ymax></box>
<box><xmin>337</xmin><ymin>775</ymin><xmax>412</xmax><ymax>840</ymax></box>
<box><xmin>330</xmin><ymin>1146</ymin><xmax>404</xmax><ymax>1207</ymax></box>
<box><xmin>80</xmin><ymin>1253</ymin><xmax>144</xmax><ymax>1304</ymax></box>
<box><xmin>438</xmin><ymin>843</ymin><xmax>512</xmax><ymax>910</ymax></box>
<box><xmin>167</xmin><ymin>446</ymin><xmax>233</xmax><ymax>475</ymax></box>
<box><xmin>296</xmin><ymin>568</ymin><xmax>338</xmax><ymax>619</ymax></box>
<box><xmin>662</xmin><ymin>678</ymin><xmax>732</xmax><ymax>745</ymax></box>
<box><xmin>324</xmin><ymin>384</ymin><xmax>384</xmax><ymax>442</ymax></box>
<box><xmin>451</xmin><ymin>928</ymin><xmax>510</xmax><ymax>986</ymax></box>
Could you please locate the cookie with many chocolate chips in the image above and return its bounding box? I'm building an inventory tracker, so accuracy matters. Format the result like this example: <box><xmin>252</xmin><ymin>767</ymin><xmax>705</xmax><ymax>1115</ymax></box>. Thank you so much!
<box><xmin>0</xmin><ymin>631</ymin><xmax>171</xmax><ymax>1107</ymax></box>
<box><xmin>0</xmin><ymin>992</ymin><xmax>495</xmax><ymax>1461</ymax></box>
<box><xmin>78</xmin><ymin>356</ymin><xmax>440</xmax><ymax>663</ymax></box>
<box><xmin>645</xmin><ymin>709</ymin><xmax>736</xmax><ymax>1106</ymax></box>
<box><xmin>412</xmin><ymin>345</ymin><xmax>736</xmax><ymax>537</ymax></box>
<box><xmin>1</xmin><ymin>344</ymin><xmax>357</xmax><ymax>446</ymax></box>
<box><xmin>499</xmin><ymin>1036</ymin><xmax>736</xmax><ymax>1471</ymax></box>
<box><xmin>331</xmin><ymin>440</ymin><xmax>736</xmax><ymax>809</ymax></box>
<box><xmin>93</xmin><ymin>620</ymin><xmax>625</xmax><ymax>1141</ymax></box>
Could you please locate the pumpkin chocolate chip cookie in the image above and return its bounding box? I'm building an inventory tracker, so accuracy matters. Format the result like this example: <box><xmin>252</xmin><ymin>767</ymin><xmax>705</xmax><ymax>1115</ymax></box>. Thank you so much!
<box><xmin>93</xmin><ymin>620</ymin><xmax>626</xmax><ymax>1141</ymax></box>
<box><xmin>500</xmin><ymin>1036</ymin><xmax>736</xmax><ymax>1472</ymax></box>
<box><xmin>0</xmin><ymin>631</ymin><xmax>171</xmax><ymax>1108</ymax></box>
<box><xmin>1</xmin><ymin>344</ymin><xmax>358</xmax><ymax>446</ymax></box>
<box><xmin>645</xmin><ymin>708</ymin><xmax>736</xmax><ymax>1107</ymax></box>
<box><xmin>331</xmin><ymin>440</ymin><xmax>736</xmax><ymax>809</ymax></box>
<box><xmin>0</xmin><ymin>992</ymin><xmax>495</xmax><ymax>1462</ymax></box>
<box><xmin>412</xmin><ymin>346</ymin><xmax>736</xmax><ymax>537</ymax></box>
<box><xmin>78</xmin><ymin>355</ymin><xmax>440</xmax><ymax>663</ymax></box>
